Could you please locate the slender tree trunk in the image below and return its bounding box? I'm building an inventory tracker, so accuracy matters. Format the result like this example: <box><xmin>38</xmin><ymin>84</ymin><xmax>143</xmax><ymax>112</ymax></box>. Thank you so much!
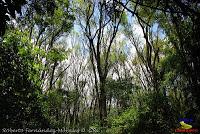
<box><xmin>49</xmin><ymin>61</ymin><xmax>58</xmax><ymax>90</ymax></box>
<box><xmin>108</xmin><ymin>96</ymin><xmax>112</xmax><ymax>114</ymax></box>
<box><xmin>99</xmin><ymin>80</ymin><xmax>107</xmax><ymax>127</ymax></box>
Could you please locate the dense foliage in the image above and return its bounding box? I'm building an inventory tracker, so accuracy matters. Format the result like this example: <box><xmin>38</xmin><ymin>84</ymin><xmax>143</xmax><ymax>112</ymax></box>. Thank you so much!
<box><xmin>0</xmin><ymin>0</ymin><xmax>200</xmax><ymax>133</ymax></box>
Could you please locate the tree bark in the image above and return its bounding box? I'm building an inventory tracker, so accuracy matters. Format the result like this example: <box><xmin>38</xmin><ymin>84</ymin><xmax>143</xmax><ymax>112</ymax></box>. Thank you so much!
<box><xmin>99</xmin><ymin>80</ymin><xmax>107</xmax><ymax>127</ymax></box>
<box><xmin>49</xmin><ymin>61</ymin><xmax>58</xmax><ymax>90</ymax></box>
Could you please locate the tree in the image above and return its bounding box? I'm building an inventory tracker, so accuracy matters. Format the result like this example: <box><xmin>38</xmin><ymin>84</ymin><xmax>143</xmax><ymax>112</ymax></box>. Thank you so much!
<box><xmin>115</xmin><ymin>0</ymin><xmax>200</xmax><ymax>110</ymax></box>
<box><xmin>74</xmin><ymin>0</ymin><xmax>127</xmax><ymax>127</ymax></box>
<box><xmin>0</xmin><ymin>30</ymin><xmax>50</xmax><ymax>129</ymax></box>
<box><xmin>0</xmin><ymin>0</ymin><xmax>75</xmax><ymax>129</ymax></box>
<box><xmin>17</xmin><ymin>0</ymin><xmax>74</xmax><ymax>90</ymax></box>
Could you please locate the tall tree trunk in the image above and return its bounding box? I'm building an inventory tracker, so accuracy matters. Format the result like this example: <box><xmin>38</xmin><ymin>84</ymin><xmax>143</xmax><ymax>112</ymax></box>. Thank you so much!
<box><xmin>99</xmin><ymin>80</ymin><xmax>107</xmax><ymax>127</ymax></box>
<box><xmin>49</xmin><ymin>61</ymin><xmax>58</xmax><ymax>90</ymax></box>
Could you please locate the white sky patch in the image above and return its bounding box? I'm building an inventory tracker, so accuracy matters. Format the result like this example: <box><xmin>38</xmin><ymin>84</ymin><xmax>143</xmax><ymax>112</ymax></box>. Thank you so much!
<box><xmin>116</xmin><ymin>32</ymin><xmax>126</xmax><ymax>42</ymax></box>
<box><xmin>132</xmin><ymin>23</ymin><xmax>144</xmax><ymax>40</ymax></box>
<box><xmin>112</xmin><ymin>72</ymin><xmax>118</xmax><ymax>80</ymax></box>
<box><xmin>127</xmin><ymin>23</ymin><xmax>145</xmax><ymax>58</ymax></box>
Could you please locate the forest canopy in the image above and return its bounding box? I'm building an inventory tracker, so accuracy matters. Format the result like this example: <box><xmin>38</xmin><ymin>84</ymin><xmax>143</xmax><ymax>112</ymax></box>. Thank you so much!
<box><xmin>0</xmin><ymin>0</ymin><xmax>200</xmax><ymax>134</ymax></box>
